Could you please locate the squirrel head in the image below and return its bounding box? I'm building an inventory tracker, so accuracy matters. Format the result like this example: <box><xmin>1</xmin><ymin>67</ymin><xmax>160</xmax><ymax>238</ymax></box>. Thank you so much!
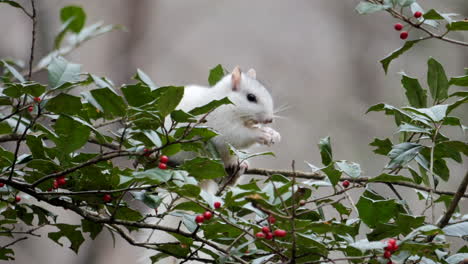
<box><xmin>215</xmin><ymin>66</ymin><xmax>274</xmax><ymax>125</ymax></box>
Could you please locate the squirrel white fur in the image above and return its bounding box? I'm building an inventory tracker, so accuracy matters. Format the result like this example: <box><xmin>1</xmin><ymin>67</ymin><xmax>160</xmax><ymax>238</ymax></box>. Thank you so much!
<box><xmin>138</xmin><ymin>67</ymin><xmax>280</xmax><ymax>264</ymax></box>
<box><xmin>171</xmin><ymin>66</ymin><xmax>280</xmax><ymax>193</ymax></box>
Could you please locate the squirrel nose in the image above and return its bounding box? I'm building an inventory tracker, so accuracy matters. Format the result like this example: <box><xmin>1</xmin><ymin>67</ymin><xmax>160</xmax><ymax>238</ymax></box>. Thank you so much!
<box><xmin>263</xmin><ymin>118</ymin><xmax>273</xmax><ymax>124</ymax></box>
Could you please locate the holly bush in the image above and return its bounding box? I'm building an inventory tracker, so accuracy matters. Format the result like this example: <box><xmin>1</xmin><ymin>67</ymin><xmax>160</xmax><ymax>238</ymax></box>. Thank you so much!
<box><xmin>0</xmin><ymin>1</ymin><xmax>467</xmax><ymax>263</ymax></box>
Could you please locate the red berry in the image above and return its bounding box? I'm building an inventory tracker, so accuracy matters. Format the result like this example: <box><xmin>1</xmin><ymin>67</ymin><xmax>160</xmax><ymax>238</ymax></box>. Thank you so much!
<box><xmin>47</xmin><ymin>188</ymin><xmax>52</xmax><ymax>192</ymax></box>
<box><xmin>394</xmin><ymin>23</ymin><xmax>403</xmax><ymax>31</ymax></box>
<box><xmin>400</xmin><ymin>31</ymin><xmax>409</xmax><ymax>40</ymax></box>
<box><xmin>57</xmin><ymin>177</ymin><xmax>66</xmax><ymax>186</ymax></box>
<box><xmin>0</xmin><ymin>183</ymin><xmax>4</xmax><ymax>188</ymax></box>
<box><xmin>33</xmin><ymin>97</ymin><xmax>41</xmax><ymax>103</ymax></box>
<box><xmin>342</xmin><ymin>180</ymin><xmax>350</xmax><ymax>188</ymax></box>
<box><xmin>387</xmin><ymin>262</ymin><xmax>393</xmax><ymax>264</ymax></box>
<box><xmin>414</xmin><ymin>11</ymin><xmax>422</xmax><ymax>18</ymax></box>
<box><xmin>265</xmin><ymin>232</ymin><xmax>273</xmax><ymax>240</ymax></box>
<box><xmin>103</xmin><ymin>194</ymin><xmax>112</xmax><ymax>203</ymax></box>
<box><xmin>15</xmin><ymin>196</ymin><xmax>21</xmax><ymax>202</ymax></box>
<box><xmin>383</xmin><ymin>250</ymin><xmax>392</xmax><ymax>259</ymax></box>
<box><xmin>387</xmin><ymin>238</ymin><xmax>397</xmax><ymax>251</ymax></box>
<box><xmin>267</xmin><ymin>215</ymin><xmax>276</xmax><ymax>224</ymax></box>
<box><xmin>143</xmin><ymin>148</ymin><xmax>151</xmax><ymax>157</ymax></box>
<box><xmin>52</xmin><ymin>179</ymin><xmax>59</xmax><ymax>189</ymax></box>
<box><xmin>27</xmin><ymin>106</ymin><xmax>34</xmax><ymax>112</ymax></box>
<box><xmin>203</xmin><ymin>211</ymin><xmax>213</xmax><ymax>220</ymax></box>
<box><xmin>273</xmin><ymin>229</ymin><xmax>287</xmax><ymax>237</ymax></box>
<box><xmin>261</xmin><ymin>226</ymin><xmax>270</xmax><ymax>234</ymax></box>
<box><xmin>195</xmin><ymin>215</ymin><xmax>205</xmax><ymax>224</ymax></box>
<box><xmin>214</xmin><ymin>201</ymin><xmax>221</xmax><ymax>209</ymax></box>
<box><xmin>158</xmin><ymin>163</ymin><xmax>167</xmax><ymax>170</ymax></box>
<box><xmin>255</xmin><ymin>232</ymin><xmax>265</xmax><ymax>238</ymax></box>
<box><xmin>159</xmin><ymin>155</ymin><xmax>169</xmax><ymax>163</ymax></box>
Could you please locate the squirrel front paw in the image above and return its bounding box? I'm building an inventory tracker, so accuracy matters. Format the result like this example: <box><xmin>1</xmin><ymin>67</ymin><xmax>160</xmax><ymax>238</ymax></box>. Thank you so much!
<box><xmin>256</xmin><ymin>127</ymin><xmax>281</xmax><ymax>146</ymax></box>
<box><xmin>226</xmin><ymin>159</ymin><xmax>249</xmax><ymax>173</ymax></box>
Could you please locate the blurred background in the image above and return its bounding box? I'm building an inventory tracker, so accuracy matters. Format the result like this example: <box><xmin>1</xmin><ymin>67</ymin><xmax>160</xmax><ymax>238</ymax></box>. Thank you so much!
<box><xmin>0</xmin><ymin>0</ymin><xmax>467</xmax><ymax>263</ymax></box>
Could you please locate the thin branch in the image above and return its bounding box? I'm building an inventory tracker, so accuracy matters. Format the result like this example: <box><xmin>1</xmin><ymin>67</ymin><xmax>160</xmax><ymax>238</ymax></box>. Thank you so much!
<box><xmin>0</xmin><ymin>133</ymin><xmax>120</xmax><ymax>150</ymax></box>
<box><xmin>437</xmin><ymin>171</ymin><xmax>468</xmax><ymax>228</ymax></box>
<box><xmin>30</xmin><ymin>150</ymin><xmax>134</xmax><ymax>187</ymax></box>
<box><xmin>27</xmin><ymin>0</ymin><xmax>37</xmax><ymax>81</ymax></box>
<box><xmin>6</xmin><ymin>0</ymin><xmax>37</xmax><ymax>182</ymax></box>
<box><xmin>0</xmin><ymin>237</ymin><xmax>28</xmax><ymax>250</ymax></box>
<box><xmin>296</xmin><ymin>197</ymin><xmax>345</xmax><ymax>217</ymax></box>
<box><xmin>0</xmin><ymin>224</ymin><xmax>45</xmax><ymax>237</ymax></box>
<box><xmin>0</xmin><ymin>105</ymin><xmax>31</xmax><ymax>123</ymax></box>
<box><xmin>95</xmin><ymin>118</ymin><xmax>123</xmax><ymax>128</ymax></box>
<box><xmin>180</xmin><ymin>243</ymin><xmax>207</xmax><ymax>264</ymax></box>
<box><xmin>305</xmin><ymin>254</ymin><xmax>375</xmax><ymax>264</ymax></box>
<box><xmin>37</xmin><ymin>184</ymin><xmax>159</xmax><ymax>196</ymax></box>
<box><xmin>246</xmin><ymin>168</ymin><xmax>468</xmax><ymax>198</ymax></box>
<box><xmin>290</xmin><ymin>160</ymin><xmax>297</xmax><ymax>264</ymax></box>
<box><xmin>8</xmin><ymin>108</ymin><xmax>41</xmax><ymax>181</ymax></box>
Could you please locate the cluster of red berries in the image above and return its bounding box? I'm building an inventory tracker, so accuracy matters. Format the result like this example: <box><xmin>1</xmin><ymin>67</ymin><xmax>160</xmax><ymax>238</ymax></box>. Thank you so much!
<box><xmin>195</xmin><ymin>202</ymin><xmax>222</xmax><ymax>224</ymax></box>
<box><xmin>28</xmin><ymin>97</ymin><xmax>42</xmax><ymax>112</ymax></box>
<box><xmin>195</xmin><ymin>211</ymin><xmax>212</xmax><ymax>224</ymax></box>
<box><xmin>383</xmin><ymin>238</ymin><xmax>399</xmax><ymax>262</ymax></box>
<box><xmin>52</xmin><ymin>175</ymin><xmax>67</xmax><ymax>189</ymax></box>
<box><xmin>158</xmin><ymin>155</ymin><xmax>169</xmax><ymax>170</ymax></box>
<box><xmin>255</xmin><ymin>226</ymin><xmax>287</xmax><ymax>240</ymax></box>
<box><xmin>254</xmin><ymin>215</ymin><xmax>287</xmax><ymax>240</ymax></box>
<box><xmin>394</xmin><ymin>11</ymin><xmax>423</xmax><ymax>40</ymax></box>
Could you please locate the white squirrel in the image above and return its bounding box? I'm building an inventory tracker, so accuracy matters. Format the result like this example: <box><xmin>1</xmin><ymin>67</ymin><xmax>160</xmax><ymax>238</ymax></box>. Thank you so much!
<box><xmin>170</xmin><ymin>66</ymin><xmax>281</xmax><ymax>193</ymax></box>
<box><xmin>138</xmin><ymin>67</ymin><xmax>280</xmax><ymax>264</ymax></box>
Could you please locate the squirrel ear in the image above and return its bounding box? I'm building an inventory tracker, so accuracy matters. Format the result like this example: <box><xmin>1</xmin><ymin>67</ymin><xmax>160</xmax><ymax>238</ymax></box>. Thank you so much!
<box><xmin>247</xmin><ymin>68</ymin><xmax>256</xmax><ymax>79</ymax></box>
<box><xmin>231</xmin><ymin>66</ymin><xmax>242</xmax><ymax>91</ymax></box>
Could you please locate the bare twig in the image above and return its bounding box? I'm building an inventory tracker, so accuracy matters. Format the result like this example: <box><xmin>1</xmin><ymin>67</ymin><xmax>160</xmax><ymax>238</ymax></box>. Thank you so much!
<box><xmin>27</xmin><ymin>0</ymin><xmax>37</xmax><ymax>81</ymax></box>
<box><xmin>0</xmin><ymin>237</ymin><xmax>28</xmax><ymax>250</ymax></box>
<box><xmin>437</xmin><ymin>171</ymin><xmax>468</xmax><ymax>228</ymax></box>
<box><xmin>95</xmin><ymin>118</ymin><xmax>123</xmax><ymax>128</ymax></box>
<box><xmin>290</xmin><ymin>161</ymin><xmax>297</xmax><ymax>264</ymax></box>
<box><xmin>0</xmin><ymin>133</ymin><xmax>120</xmax><ymax>150</ymax></box>
<box><xmin>6</xmin><ymin>0</ymin><xmax>38</xmax><ymax>182</ymax></box>
<box><xmin>0</xmin><ymin>105</ymin><xmax>32</xmax><ymax>123</ymax></box>
<box><xmin>305</xmin><ymin>254</ymin><xmax>375</xmax><ymax>264</ymax></box>
<box><xmin>37</xmin><ymin>184</ymin><xmax>159</xmax><ymax>196</ymax></box>
<box><xmin>246</xmin><ymin>168</ymin><xmax>468</xmax><ymax>198</ymax></box>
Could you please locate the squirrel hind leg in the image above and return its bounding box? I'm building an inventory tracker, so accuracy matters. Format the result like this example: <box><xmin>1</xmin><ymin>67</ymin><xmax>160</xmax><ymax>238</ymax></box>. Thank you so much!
<box><xmin>217</xmin><ymin>160</ymin><xmax>249</xmax><ymax>191</ymax></box>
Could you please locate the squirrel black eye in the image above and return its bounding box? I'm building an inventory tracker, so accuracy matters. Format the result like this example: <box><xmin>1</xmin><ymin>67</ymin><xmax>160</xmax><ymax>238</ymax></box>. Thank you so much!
<box><xmin>247</xmin><ymin>93</ymin><xmax>257</xmax><ymax>103</ymax></box>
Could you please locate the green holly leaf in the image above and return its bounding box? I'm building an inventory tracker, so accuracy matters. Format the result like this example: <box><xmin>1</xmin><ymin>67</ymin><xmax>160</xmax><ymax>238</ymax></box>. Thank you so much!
<box><xmin>380</xmin><ymin>40</ymin><xmax>421</xmax><ymax>74</ymax></box>
<box><xmin>401</xmin><ymin>73</ymin><xmax>427</xmax><ymax>108</ymax></box>
<box><xmin>386</xmin><ymin>143</ymin><xmax>423</xmax><ymax>169</ymax></box>
<box><xmin>46</xmin><ymin>93</ymin><xmax>83</xmax><ymax>114</ymax></box>
<box><xmin>48</xmin><ymin>224</ymin><xmax>85</xmax><ymax>253</ymax></box>
<box><xmin>318</xmin><ymin>136</ymin><xmax>333</xmax><ymax>166</ymax></box>
<box><xmin>208</xmin><ymin>64</ymin><xmax>226</xmax><ymax>86</ymax></box>
<box><xmin>427</xmin><ymin>58</ymin><xmax>449</xmax><ymax>101</ymax></box>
